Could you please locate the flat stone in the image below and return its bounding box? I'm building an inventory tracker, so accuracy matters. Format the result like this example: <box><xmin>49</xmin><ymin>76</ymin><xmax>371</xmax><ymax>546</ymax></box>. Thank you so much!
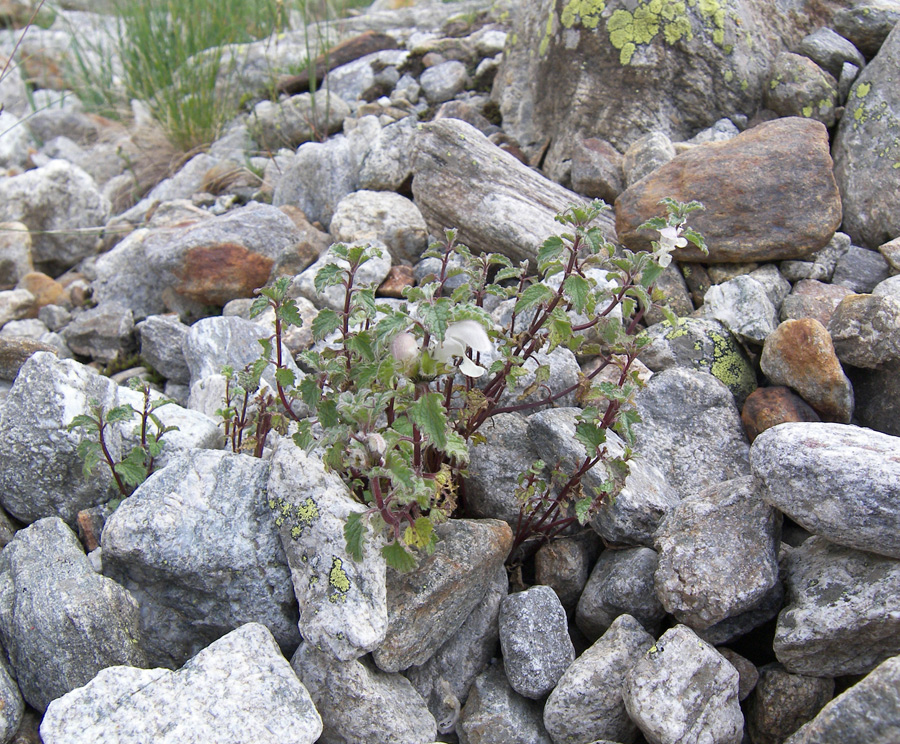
<box><xmin>831</xmin><ymin>244</ymin><xmax>891</xmax><ymax>293</ymax></box>
<box><xmin>616</xmin><ymin>118</ymin><xmax>842</xmax><ymax>263</ymax></box>
<box><xmin>534</xmin><ymin>534</ymin><xmax>598</xmax><ymax>614</ymax></box>
<box><xmin>249</xmin><ymin>92</ymin><xmax>351</xmax><ymax>151</ymax></box>
<box><xmin>544</xmin><ymin>615</ymin><xmax>654</xmax><ymax>744</ymax></box>
<box><xmin>654</xmin><ymin>476</ymin><xmax>781</xmax><ymax>630</ymax></box>
<box><xmin>61</xmin><ymin>302</ymin><xmax>134</xmax><ymax>364</ymax></box>
<box><xmin>373</xmin><ymin>519</ymin><xmax>512</xmax><ymax>673</ymax></box>
<box><xmin>570</xmin><ymin>138</ymin><xmax>624</xmax><ymax>204</ymax></box>
<box><xmin>751</xmin><ymin>422</ymin><xmax>900</xmax><ymax>559</ymax></box>
<box><xmin>623</xmin><ymin>625</ymin><xmax>743</xmax><ymax>744</ymax></box>
<box><xmin>41</xmin><ymin>624</ymin><xmax>322</xmax><ymax>744</ymax></box>
<box><xmin>797</xmin><ymin>27</ymin><xmax>867</xmax><ymax>79</ymax></box>
<box><xmin>0</xmin><ymin>222</ymin><xmax>33</xmax><ymax>290</ymax></box>
<box><xmin>499</xmin><ymin>585</ymin><xmax>575</xmax><ymax>700</ymax></box>
<box><xmin>779</xmin><ymin>279</ymin><xmax>854</xmax><ymax>326</ymax></box>
<box><xmin>774</xmin><ymin>536</ymin><xmax>900</xmax><ymax>676</ymax></box>
<box><xmin>759</xmin><ymin>318</ymin><xmax>853</xmax><ymax>423</ymax></box>
<box><xmin>622</xmin><ymin>132</ymin><xmax>676</xmax><ymax>186</ymax></box>
<box><xmin>135</xmin><ymin>315</ymin><xmax>190</xmax><ymax>384</ymax></box>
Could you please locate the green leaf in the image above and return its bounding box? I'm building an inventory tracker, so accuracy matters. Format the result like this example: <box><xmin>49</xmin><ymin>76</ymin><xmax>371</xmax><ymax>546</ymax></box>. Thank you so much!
<box><xmin>514</xmin><ymin>282</ymin><xmax>555</xmax><ymax>315</ymax></box>
<box><xmin>293</xmin><ymin>420</ymin><xmax>315</xmax><ymax>450</ymax></box>
<box><xmin>404</xmin><ymin>516</ymin><xmax>434</xmax><ymax>551</ymax></box>
<box><xmin>408</xmin><ymin>392</ymin><xmax>448</xmax><ymax>451</ymax></box>
<box><xmin>106</xmin><ymin>405</ymin><xmax>137</xmax><ymax>424</ymax></box>
<box><xmin>563</xmin><ymin>274</ymin><xmax>591</xmax><ymax>314</ymax></box>
<box><xmin>312</xmin><ymin>308</ymin><xmax>342</xmax><ymax>341</ymax></box>
<box><xmin>640</xmin><ymin>260</ymin><xmax>665</xmax><ymax>288</ymax></box>
<box><xmin>67</xmin><ymin>414</ymin><xmax>98</xmax><ymax>432</ymax></box>
<box><xmin>299</xmin><ymin>376</ymin><xmax>322</xmax><ymax>409</ymax></box>
<box><xmin>115</xmin><ymin>448</ymin><xmax>149</xmax><ymax>488</ymax></box>
<box><xmin>344</xmin><ymin>511</ymin><xmax>366</xmax><ymax>562</ymax></box>
<box><xmin>258</xmin><ymin>336</ymin><xmax>273</xmax><ymax>361</ymax></box>
<box><xmin>318</xmin><ymin>398</ymin><xmax>339</xmax><ymax>429</ymax></box>
<box><xmin>374</xmin><ymin>312</ymin><xmax>411</xmax><ymax>345</ymax></box>
<box><xmin>419</xmin><ymin>300</ymin><xmax>452</xmax><ymax>341</ymax></box>
<box><xmin>443</xmin><ymin>429</ymin><xmax>470</xmax><ymax>466</ymax></box>
<box><xmin>314</xmin><ymin>262</ymin><xmax>345</xmax><ymax>294</ymax></box>
<box><xmin>494</xmin><ymin>265</ymin><xmax>524</xmax><ymax>283</ymax></box>
<box><xmin>346</xmin><ymin>331</ymin><xmax>375</xmax><ymax>362</ymax></box>
<box><xmin>614</xmin><ymin>408</ymin><xmax>642</xmax><ymax>446</ymax></box>
<box><xmin>537</xmin><ymin>235</ymin><xmax>565</xmax><ymax>274</ymax></box>
<box><xmin>382</xmin><ymin>540</ymin><xmax>418</xmax><ymax>572</ymax></box>
<box><xmin>77</xmin><ymin>440</ymin><xmax>102</xmax><ymax>476</ymax></box>
<box><xmin>278</xmin><ymin>299</ymin><xmax>304</xmax><ymax>328</ymax></box>
<box><xmin>574</xmin><ymin>495</ymin><xmax>593</xmax><ymax>525</ymax></box>
<box><xmin>575</xmin><ymin>421</ymin><xmax>607</xmax><ymax>451</ymax></box>
<box><xmin>275</xmin><ymin>367</ymin><xmax>296</xmax><ymax>389</ymax></box>
<box><xmin>248</xmin><ymin>295</ymin><xmax>270</xmax><ymax>318</ymax></box>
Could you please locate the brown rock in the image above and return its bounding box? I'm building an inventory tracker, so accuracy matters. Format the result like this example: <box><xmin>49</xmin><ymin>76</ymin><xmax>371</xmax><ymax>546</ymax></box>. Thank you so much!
<box><xmin>759</xmin><ymin>318</ymin><xmax>853</xmax><ymax>423</ymax></box>
<box><xmin>615</xmin><ymin>118</ymin><xmax>842</xmax><ymax>263</ymax></box>
<box><xmin>879</xmin><ymin>236</ymin><xmax>900</xmax><ymax>275</ymax></box>
<box><xmin>16</xmin><ymin>272</ymin><xmax>68</xmax><ymax>313</ymax></box>
<box><xmin>377</xmin><ymin>265</ymin><xmax>415</xmax><ymax>299</ymax></box>
<box><xmin>741</xmin><ymin>386</ymin><xmax>820</xmax><ymax>443</ymax></box>
<box><xmin>174</xmin><ymin>244</ymin><xmax>274</xmax><ymax>307</ymax></box>
<box><xmin>0</xmin><ymin>335</ymin><xmax>58</xmax><ymax>381</ymax></box>
<box><xmin>779</xmin><ymin>279</ymin><xmax>854</xmax><ymax>326</ymax></box>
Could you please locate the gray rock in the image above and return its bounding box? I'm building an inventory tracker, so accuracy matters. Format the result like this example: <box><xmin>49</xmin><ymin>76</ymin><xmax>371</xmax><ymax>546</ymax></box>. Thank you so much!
<box><xmin>457</xmin><ymin>663</ymin><xmax>553</xmax><ymax>744</ymax></box>
<box><xmin>249</xmin><ymin>92</ymin><xmax>351</xmax><ymax>151</ymax></box>
<box><xmin>746</xmin><ymin>662</ymin><xmax>834</xmax><ymax>744</ymax></box>
<box><xmin>0</xmin><ymin>353</ymin><xmax>122</xmax><ymax>524</ymax></box>
<box><xmin>373</xmin><ymin>519</ymin><xmax>512</xmax><ymax>673</ymax></box>
<box><xmin>527</xmin><ymin>407</ymin><xmax>681</xmax><ymax>547</ymax></box>
<box><xmin>420</xmin><ymin>60</ymin><xmax>469</xmax><ymax>103</ymax></box>
<box><xmin>534</xmin><ymin>534</ymin><xmax>598</xmax><ymax>614</ymax></box>
<box><xmin>0</xmin><ymin>160</ymin><xmax>110</xmax><ymax>275</ymax></box>
<box><xmin>654</xmin><ymin>476</ymin><xmax>781</xmax><ymax>630</ymax></box>
<box><xmin>292</xmin><ymin>642</ymin><xmax>436</xmax><ymax>744</ymax></box>
<box><xmin>838</xmin><ymin>60</ymin><xmax>861</xmax><ymax>102</ymax></box>
<box><xmin>828</xmin><ymin>292</ymin><xmax>900</xmax><ymax>369</ymax></box>
<box><xmin>0</xmin><ymin>289</ymin><xmax>34</xmax><ymax>330</ymax></box>
<box><xmin>0</xmin><ymin>222</ymin><xmax>32</xmax><ymax>291</ymax></box>
<box><xmin>848</xmin><ymin>360</ymin><xmax>900</xmax><ymax>436</ymax></box>
<box><xmin>779</xmin><ymin>231</ymin><xmax>851</xmax><ymax>283</ymax></box>
<box><xmin>183</xmin><ymin>315</ymin><xmax>272</xmax><ymax>385</ymax></box>
<box><xmin>797</xmin><ymin>27</ymin><xmax>867</xmax><ymax>79</ymax></box>
<box><xmin>764</xmin><ymin>52</ymin><xmax>838</xmax><ymax>127</ymax></box>
<box><xmin>880</xmin><ymin>235</ymin><xmax>900</xmax><ymax>273</ymax></box>
<box><xmin>0</xmin><ymin>111</ymin><xmax>33</xmax><ymax>169</ymax></box>
<box><xmin>405</xmin><ymin>563</ymin><xmax>507</xmax><ymax>734</ymax></box>
<box><xmin>544</xmin><ymin>614</ymin><xmax>654</xmax><ymax>744</ymax></box>
<box><xmin>273</xmin><ymin>134</ymin><xmax>359</xmax><ymax>227</ymax></box>
<box><xmin>62</xmin><ymin>302</ymin><xmax>134</xmax><ymax>364</ymax></box>
<box><xmin>873</xmin><ymin>274</ymin><xmax>900</xmax><ymax>301</ymax></box>
<box><xmin>783</xmin><ymin>654</ymin><xmax>900</xmax><ymax>743</ymax></box>
<box><xmin>751</xmin><ymin>422</ymin><xmax>900</xmax><ymax>559</ymax></box>
<box><xmin>0</xmin><ymin>335</ymin><xmax>57</xmax><ymax>381</ymax></box>
<box><xmin>717</xmin><ymin>647</ymin><xmax>758</xmax><ymax>701</ymax></box>
<box><xmin>576</xmin><ymin>547</ymin><xmax>666</xmax><ymax>640</ymax></box>
<box><xmin>570</xmin><ymin>138</ymin><xmax>625</xmax><ymax>203</ymax></box>
<box><xmin>832</xmin><ymin>23</ymin><xmax>900</xmax><ymax>248</ymax></box>
<box><xmin>640</xmin><ymin>317</ymin><xmax>757</xmax><ymax>407</ymax></box>
<box><xmin>499</xmin><ymin>585</ymin><xmax>575</xmax><ymax>700</ymax></box>
<box><xmin>700</xmin><ymin>274</ymin><xmax>779</xmax><ymax>345</ymax></box>
<box><xmin>330</xmin><ymin>190</ymin><xmax>428</xmax><ymax>264</ymax></box>
<box><xmin>358</xmin><ymin>114</ymin><xmax>418</xmax><ymax>191</ymax></box>
<box><xmin>779</xmin><ymin>279</ymin><xmax>854</xmax><ymax>326</ymax></box>
<box><xmin>0</xmin><ymin>652</ymin><xmax>23</xmax><ymax>743</ymax></box>
<box><xmin>749</xmin><ymin>263</ymin><xmax>792</xmax><ymax>311</ymax></box>
<box><xmin>831</xmin><ymin>244</ymin><xmax>892</xmax><ymax>293</ymax></box>
<box><xmin>266</xmin><ymin>443</ymin><xmax>386</xmax><ymax>661</ymax></box>
<box><xmin>465</xmin><ymin>412</ymin><xmax>539</xmax><ymax>528</ymax></box>
<box><xmin>833</xmin><ymin>1</ymin><xmax>900</xmax><ymax>57</ymax></box>
<box><xmin>411</xmin><ymin>118</ymin><xmax>615</xmax><ymax>264</ymax></box>
<box><xmin>0</xmin><ymin>518</ymin><xmax>146</xmax><ymax>712</ymax></box>
<box><xmin>324</xmin><ymin>49</ymin><xmax>409</xmax><ymax>103</ymax></box>
<box><xmin>136</xmin><ymin>315</ymin><xmax>191</xmax><ymax>384</ymax></box>
<box><xmin>41</xmin><ymin>623</ymin><xmax>322</xmax><ymax>744</ymax></box>
<box><xmin>774</xmin><ymin>536</ymin><xmax>900</xmax><ymax>676</ymax></box>
<box><xmin>696</xmin><ymin>579</ymin><xmax>786</xmax><ymax>647</ymax></box>
<box><xmin>623</xmin><ymin>625</ymin><xmax>743</xmax><ymax>744</ymax></box>
<box><xmin>631</xmin><ymin>367</ymin><xmax>751</xmax><ymax>498</ymax></box>
<box><xmin>101</xmin><ymin>450</ymin><xmax>299</xmax><ymax>668</ymax></box>
<box><xmin>622</xmin><ymin>132</ymin><xmax>676</xmax><ymax>186</ymax></box>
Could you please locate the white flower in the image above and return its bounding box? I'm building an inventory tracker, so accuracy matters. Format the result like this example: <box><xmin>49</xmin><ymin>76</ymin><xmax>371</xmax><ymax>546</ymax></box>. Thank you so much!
<box><xmin>432</xmin><ymin>320</ymin><xmax>493</xmax><ymax>378</ymax></box>
<box><xmin>390</xmin><ymin>332</ymin><xmax>420</xmax><ymax>365</ymax></box>
<box><xmin>653</xmin><ymin>225</ymin><xmax>688</xmax><ymax>268</ymax></box>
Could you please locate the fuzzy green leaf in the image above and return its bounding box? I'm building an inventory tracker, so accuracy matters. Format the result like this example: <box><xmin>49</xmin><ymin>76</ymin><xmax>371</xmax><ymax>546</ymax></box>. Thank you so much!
<box><xmin>275</xmin><ymin>367</ymin><xmax>296</xmax><ymax>389</ymax></box>
<box><xmin>106</xmin><ymin>405</ymin><xmax>137</xmax><ymax>424</ymax></box>
<box><xmin>640</xmin><ymin>260</ymin><xmax>665</xmax><ymax>288</ymax></box>
<box><xmin>382</xmin><ymin>540</ymin><xmax>417</xmax><ymax>572</ymax></box>
<box><xmin>419</xmin><ymin>300</ymin><xmax>451</xmax><ymax>342</ymax></box>
<box><xmin>312</xmin><ymin>308</ymin><xmax>341</xmax><ymax>342</ymax></box>
<box><xmin>514</xmin><ymin>282</ymin><xmax>555</xmax><ymax>315</ymax></box>
<box><xmin>563</xmin><ymin>274</ymin><xmax>591</xmax><ymax>314</ymax></box>
<box><xmin>575</xmin><ymin>421</ymin><xmax>607</xmax><ymax>451</ymax></box>
<box><xmin>314</xmin><ymin>262</ymin><xmax>345</xmax><ymax>294</ymax></box>
<box><xmin>248</xmin><ymin>295</ymin><xmax>270</xmax><ymax>318</ymax></box>
<box><xmin>68</xmin><ymin>414</ymin><xmax>98</xmax><ymax>432</ymax></box>
<box><xmin>278</xmin><ymin>299</ymin><xmax>304</xmax><ymax>328</ymax></box>
<box><xmin>318</xmin><ymin>398</ymin><xmax>339</xmax><ymax>429</ymax></box>
<box><xmin>344</xmin><ymin>511</ymin><xmax>366</xmax><ymax>562</ymax></box>
<box><xmin>408</xmin><ymin>392</ymin><xmax>448</xmax><ymax>451</ymax></box>
<box><xmin>77</xmin><ymin>440</ymin><xmax>102</xmax><ymax>476</ymax></box>
<box><xmin>574</xmin><ymin>495</ymin><xmax>593</xmax><ymax>525</ymax></box>
<box><xmin>115</xmin><ymin>448</ymin><xmax>149</xmax><ymax>487</ymax></box>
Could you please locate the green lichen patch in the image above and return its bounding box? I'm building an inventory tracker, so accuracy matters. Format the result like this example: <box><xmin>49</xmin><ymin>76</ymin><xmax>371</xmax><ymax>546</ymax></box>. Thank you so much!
<box><xmin>702</xmin><ymin>330</ymin><xmax>757</xmax><ymax>402</ymax></box>
<box><xmin>268</xmin><ymin>495</ymin><xmax>319</xmax><ymax>538</ymax></box>
<box><xmin>328</xmin><ymin>556</ymin><xmax>351</xmax><ymax>603</ymax></box>
<box><xmin>561</xmin><ymin>0</ymin><xmax>606</xmax><ymax>30</ymax></box>
<box><xmin>856</xmin><ymin>82</ymin><xmax>872</xmax><ymax>98</ymax></box>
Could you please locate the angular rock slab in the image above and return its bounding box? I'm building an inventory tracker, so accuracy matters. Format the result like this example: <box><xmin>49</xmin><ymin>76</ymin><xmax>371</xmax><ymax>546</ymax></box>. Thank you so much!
<box><xmin>405</xmin><ymin>563</ymin><xmax>507</xmax><ymax>734</ymax></box>
<box><xmin>0</xmin><ymin>518</ymin><xmax>146</xmax><ymax>712</ymax></box>
<box><xmin>544</xmin><ymin>614</ymin><xmax>654</xmax><ymax>744</ymax></box>
<box><xmin>0</xmin><ymin>352</ymin><xmax>122</xmax><ymax>525</ymax></box>
<box><xmin>499</xmin><ymin>585</ymin><xmax>575</xmax><ymax>700</ymax></box>
<box><xmin>412</xmin><ymin>118</ymin><xmax>615</xmax><ymax>265</ymax></box>
<box><xmin>751</xmin><ymin>422</ymin><xmax>900</xmax><ymax>559</ymax></box>
<box><xmin>40</xmin><ymin>623</ymin><xmax>322</xmax><ymax>744</ymax></box>
<box><xmin>783</xmin><ymin>655</ymin><xmax>900</xmax><ymax>744</ymax></box>
<box><xmin>373</xmin><ymin>518</ymin><xmax>512</xmax><ymax>673</ymax></box>
<box><xmin>833</xmin><ymin>22</ymin><xmax>900</xmax><ymax>248</ymax></box>
<box><xmin>623</xmin><ymin>625</ymin><xmax>743</xmax><ymax>744</ymax></box>
<box><xmin>654</xmin><ymin>476</ymin><xmax>781</xmax><ymax>630</ymax></box>
<box><xmin>266</xmin><ymin>443</ymin><xmax>387</xmax><ymax>661</ymax></box>
<box><xmin>774</xmin><ymin>536</ymin><xmax>900</xmax><ymax>677</ymax></box>
<box><xmin>457</xmin><ymin>663</ymin><xmax>553</xmax><ymax>744</ymax></box>
<box><xmin>616</xmin><ymin>118</ymin><xmax>841</xmax><ymax>263</ymax></box>
<box><xmin>101</xmin><ymin>450</ymin><xmax>299</xmax><ymax>668</ymax></box>
<box><xmin>631</xmin><ymin>366</ymin><xmax>751</xmax><ymax>499</ymax></box>
<box><xmin>292</xmin><ymin>642</ymin><xmax>436</xmax><ymax>744</ymax></box>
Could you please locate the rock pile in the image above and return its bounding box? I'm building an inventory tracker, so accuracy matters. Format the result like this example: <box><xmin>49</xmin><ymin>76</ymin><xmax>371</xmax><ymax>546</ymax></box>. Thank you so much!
<box><xmin>1</xmin><ymin>0</ymin><xmax>899</xmax><ymax>742</ymax></box>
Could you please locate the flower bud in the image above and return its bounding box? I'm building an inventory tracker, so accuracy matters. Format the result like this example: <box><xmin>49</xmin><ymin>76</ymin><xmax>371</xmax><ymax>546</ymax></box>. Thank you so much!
<box><xmin>391</xmin><ymin>332</ymin><xmax>420</xmax><ymax>364</ymax></box>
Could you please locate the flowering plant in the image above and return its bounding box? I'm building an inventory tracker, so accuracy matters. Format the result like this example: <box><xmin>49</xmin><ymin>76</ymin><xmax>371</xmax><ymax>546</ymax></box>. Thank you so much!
<box><xmin>245</xmin><ymin>199</ymin><xmax>705</xmax><ymax>570</ymax></box>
